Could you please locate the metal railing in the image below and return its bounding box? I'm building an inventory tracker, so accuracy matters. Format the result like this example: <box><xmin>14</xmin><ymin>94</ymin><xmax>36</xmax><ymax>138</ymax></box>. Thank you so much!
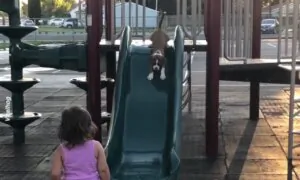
<box><xmin>223</xmin><ymin>0</ymin><xmax>253</xmax><ymax>63</ymax></box>
<box><xmin>277</xmin><ymin>1</ymin><xmax>297</xmax><ymax>62</ymax></box>
<box><xmin>181</xmin><ymin>51</ymin><xmax>192</xmax><ymax>112</ymax></box>
<box><xmin>285</xmin><ymin>0</ymin><xmax>300</xmax><ymax>176</ymax></box>
<box><xmin>110</xmin><ymin>0</ymin><xmax>203</xmax><ymax>41</ymax></box>
<box><xmin>176</xmin><ymin>0</ymin><xmax>203</xmax><ymax>44</ymax></box>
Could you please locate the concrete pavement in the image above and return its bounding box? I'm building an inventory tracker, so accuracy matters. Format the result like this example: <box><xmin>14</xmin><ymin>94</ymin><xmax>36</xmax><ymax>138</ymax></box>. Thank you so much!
<box><xmin>0</xmin><ymin>75</ymin><xmax>298</xmax><ymax>179</ymax></box>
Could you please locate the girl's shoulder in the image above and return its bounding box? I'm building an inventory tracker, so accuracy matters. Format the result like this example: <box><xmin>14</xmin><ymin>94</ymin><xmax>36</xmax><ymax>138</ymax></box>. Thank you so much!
<box><xmin>91</xmin><ymin>139</ymin><xmax>102</xmax><ymax>150</ymax></box>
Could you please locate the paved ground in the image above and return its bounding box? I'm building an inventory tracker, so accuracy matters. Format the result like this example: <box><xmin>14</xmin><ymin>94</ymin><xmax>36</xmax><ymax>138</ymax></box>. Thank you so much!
<box><xmin>0</xmin><ymin>40</ymin><xmax>299</xmax><ymax>179</ymax></box>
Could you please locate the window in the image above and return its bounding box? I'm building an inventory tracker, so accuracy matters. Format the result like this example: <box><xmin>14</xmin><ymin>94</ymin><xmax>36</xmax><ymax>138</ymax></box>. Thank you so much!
<box><xmin>262</xmin><ymin>19</ymin><xmax>275</xmax><ymax>24</ymax></box>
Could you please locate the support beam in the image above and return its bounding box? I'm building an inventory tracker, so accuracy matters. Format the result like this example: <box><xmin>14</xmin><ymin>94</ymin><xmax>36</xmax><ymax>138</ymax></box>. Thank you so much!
<box><xmin>205</xmin><ymin>0</ymin><xmax>221</xmax><ymax>158</ymax></box>
<box><xmin>86</xmin><ymin>0</ymin><xmax>103</xmax><ymax>142</ymax></box>
<box><xmin>249</xmin><ymin>0</ymin><xmax>262</xmax><ymax>121</ymax></box>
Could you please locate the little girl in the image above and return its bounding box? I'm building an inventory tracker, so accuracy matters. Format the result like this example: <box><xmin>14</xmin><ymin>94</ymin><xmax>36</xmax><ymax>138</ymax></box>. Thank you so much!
<box><xmin>51</xmin><ymin>106</ymin><xmax>110</xmax><ymax>180</ymax></box>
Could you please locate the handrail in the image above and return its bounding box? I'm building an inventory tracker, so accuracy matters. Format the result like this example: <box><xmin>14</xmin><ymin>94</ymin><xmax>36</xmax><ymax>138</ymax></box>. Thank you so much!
<box><xmin>181</xmin><ymin>51</ymin><xmax>192</xmax><ymax>112</ymax></box>
<box><xmin>105</xmin><ymin>26</ymin><xmax>131</xmax><ymax>158</ymax></box>
<box><xmin>222</xmin><ymin>0</ymin><xmax>252</xmax><ymax>63</ymax></box>
<box><xmin>176</xmin><ymin>0</ymin><xmax>203</xmax><ymax>45</ymax></box>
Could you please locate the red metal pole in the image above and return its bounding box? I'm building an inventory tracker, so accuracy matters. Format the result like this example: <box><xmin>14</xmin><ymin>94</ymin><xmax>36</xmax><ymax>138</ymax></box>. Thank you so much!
<box><xmin>249</xmin><ymin>0</ymin><xmax>262</xmax><ymax>121</ymax></box>
<box><xmin>205</xmin><ymin>0</ymin><xmax>221</xmax><ymax>157</ymax></box>
<box><xmin>86</xmin><ymin>0</ymin><xmax>103</xmax><ymax>142</ymax></box>
<box><xmin>203</xmin><ymin>0</ymin><xmax>209</xmax><ymax>40</ymax></box>
<box><xmin>105</xmin><ymin>0</ymin><xmax>115</xmax><ymax>114</ymax></box>
<box><xmin>105</xmin><ymin>0</ymin><xmax>113</xmax><ymax>39</ymax></box>
<box><xmin>105</xmin><ymin>0</ymin><xmax>116</xmax><ymax>134</ymax></box>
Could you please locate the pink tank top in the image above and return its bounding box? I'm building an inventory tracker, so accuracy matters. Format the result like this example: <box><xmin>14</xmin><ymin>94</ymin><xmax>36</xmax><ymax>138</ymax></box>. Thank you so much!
<box><xmin>61</xmin><ymin>140</ymin><xmax>100</xmax><ymax>180</ymax></box>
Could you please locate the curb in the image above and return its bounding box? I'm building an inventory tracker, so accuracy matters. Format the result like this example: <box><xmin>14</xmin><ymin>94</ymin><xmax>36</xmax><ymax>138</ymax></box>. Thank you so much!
<box><xmin>36</xmin><ymin>31</ymin><xmax>86</xmax><ymax>35</ymax></box>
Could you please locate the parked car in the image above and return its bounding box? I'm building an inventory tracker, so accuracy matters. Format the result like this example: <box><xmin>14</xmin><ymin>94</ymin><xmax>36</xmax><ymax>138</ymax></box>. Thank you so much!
<box><xmin>48</xmin><ymin>18</ymin><xmax>64</xmax><ymax>27</ymax></box>
<box><xmin>261</xmin><ymin>18</ymin><xmax>279</xmax><ymax>34</ymax></box>
<box><xmin>61</xmin><ymin>18</ymin><xmax>84</xmax><ymax>28</ymax></box>
<box><xmin>20</xmin><ymin>19</ymin><xmax>35</xmax><ymax>27</ymax></box>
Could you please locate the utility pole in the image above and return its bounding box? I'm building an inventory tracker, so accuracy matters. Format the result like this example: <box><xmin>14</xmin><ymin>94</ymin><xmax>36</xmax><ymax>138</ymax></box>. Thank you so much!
<box><xmin>268</xmin><ymin>0</ymin><xmax>272</xmax><ymax>18</ymax></box>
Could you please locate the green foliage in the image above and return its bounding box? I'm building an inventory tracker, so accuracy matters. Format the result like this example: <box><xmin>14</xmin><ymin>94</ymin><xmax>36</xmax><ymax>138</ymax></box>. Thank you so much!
<box><xmin>41</xmin><ymin>0</ymin><xmax>76</xmax><ymax>17</ymax></box>
<box><xmin>21</xmin><ymin>2</ymin><xmax>28</xmax><ymax>17</ymax></box>
<box><xmin>262</xmin><ymin>0</ymin><xmax>280</xmax><ymax>7</ymax></box>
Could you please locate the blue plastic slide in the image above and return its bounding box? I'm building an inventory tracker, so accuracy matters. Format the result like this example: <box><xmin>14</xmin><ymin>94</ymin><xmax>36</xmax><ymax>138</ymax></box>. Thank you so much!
<box><xmin>105</xmin><ymin>26</ymin><xmax>184</xmax><ymax>180</ymax></box>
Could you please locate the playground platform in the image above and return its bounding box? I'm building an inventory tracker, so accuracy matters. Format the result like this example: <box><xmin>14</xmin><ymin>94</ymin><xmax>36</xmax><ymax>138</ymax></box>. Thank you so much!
<box><xmin>0</xmin><ymin>85</ymin><xmax>299</xmax><ymax>180</ymax></box>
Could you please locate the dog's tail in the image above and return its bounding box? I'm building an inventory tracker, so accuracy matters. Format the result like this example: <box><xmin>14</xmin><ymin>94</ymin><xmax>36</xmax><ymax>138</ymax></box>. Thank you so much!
<box><xmin>158</xmin><ymin>10</ymin><xmax>166</xmax><ymax>29</ymax></box>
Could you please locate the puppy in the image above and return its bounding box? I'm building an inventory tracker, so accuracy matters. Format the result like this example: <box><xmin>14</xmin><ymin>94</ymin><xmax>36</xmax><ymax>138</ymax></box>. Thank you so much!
<box><xmin>147</xmin><ymin>10</ymin><xmax>170</xmax><ymax>81</ymax></box>
<box><xmin>148</xmin><ymin>49</ymin><xmax>166</xmax><ymax>80</ymax></box>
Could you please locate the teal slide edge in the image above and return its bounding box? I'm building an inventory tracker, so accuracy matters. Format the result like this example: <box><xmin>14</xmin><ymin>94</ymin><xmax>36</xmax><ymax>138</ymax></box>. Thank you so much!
<box><xmin>105</xmin><ymin>26</ymin><xmax>185</xmax><ymax>180</ymax></box>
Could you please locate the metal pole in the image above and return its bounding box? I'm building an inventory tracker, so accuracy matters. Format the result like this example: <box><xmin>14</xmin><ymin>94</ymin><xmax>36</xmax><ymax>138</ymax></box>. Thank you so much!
<box><xmin>249</xmin><ymin>0</ymin><xmax>261</xmax><ymax>121</ymax></box>
<box><xmin>277</xmin><ymin>0</ymin><xmax>283</xmax><ymax>63</ymax></box>
<box><xmin>284</xmin><ymin>0</ymin><xmax>289</xmax><ymax>56</ymax></box>
<box><xmin>236</xmin><ymin>0</ymin><xmax>242</xmax><ymax>57</ymax></box>
<box><xmin>135</xmin><ymin>0</ymin><xmax>139</xmax><ymax>35</ymax></box>
<box><xmin>288</xmin><ymin>0</ymin><xmax>299</xmax><ymax>162</ymax></box>
<box><xmin>243</xmin><ymin>0</ymin><xmax>250</xmax><ymax>57</ymax></box>
<box><xmin>191</xmin><ymin>0</ymin><xmax>197</xmax><ymax>44</ymax></box>
<box><xmin>232</xmin><ymin>0</ymin><xmax>236</xmax><ymax>56</ymax></box>
<box><xmin>176</xmin><ymin>0</ymin><xmax>180</xmax><ymax>25</ymax></box>
<box><xmin>129</xmin><ymin>0</ymin><xmax>132</xmax><ymax>26</ymax></box>
<box><xmin>121</xmin><ymin>0</ymin><xmax>125</xmax><ymax>29</ymax></box>
<box><xmin>86</xmin><ymin>0</ymin><xmax>103</xmax><ymax>142</ymax></box>
<box><xmin>205</xmin><ymin>0</ymin><xmax>220</xmax><ymax>158</ymax></box>
<box><xmin>105</xmin><ymin>0</ymin><xmax>115</xmax><ymax>133</ymax></box>
<box><xmin>142</xmin><ymin>0</ymin><xmax>146</xmax><ymax>41</ymax></box>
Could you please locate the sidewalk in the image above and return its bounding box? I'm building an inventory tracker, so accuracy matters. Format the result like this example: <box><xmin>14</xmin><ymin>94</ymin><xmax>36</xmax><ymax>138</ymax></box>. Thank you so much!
<box><xmin>0</xmin><ymin>86</ymin><xmax>299</xmax><ymax>179</ymax></box>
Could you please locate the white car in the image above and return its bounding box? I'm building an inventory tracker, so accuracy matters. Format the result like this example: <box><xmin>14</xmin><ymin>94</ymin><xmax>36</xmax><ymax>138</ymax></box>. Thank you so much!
<box><xmin>20</xmin><ymin>20</ymin><xmax>35</xmax><ymax>27</ymax></box>
<box><xmin>48</xmin><ymin>18</ymin><xmax>64</xmax><ymax>27</ymax></box>
<box><xmin>62</xmin><ymin>18</ymin><xmax>85</xmax><ymax>28</ymax></box>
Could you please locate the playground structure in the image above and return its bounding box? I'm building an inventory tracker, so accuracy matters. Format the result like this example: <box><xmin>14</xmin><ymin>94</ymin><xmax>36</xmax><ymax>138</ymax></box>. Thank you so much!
<box><xmin>1</xmin><ymin>0</ymin><xmax>300</xmax><ymax>179</ymax></box>
<box><xmin>0</xmin><ymin>0</ymin><xmax>204</xmax><ymax>179</ymax></box>
<box><xmin>221</xmin><ymin>0</ymin><xmax>300</xmax><ymax>179</ymax></box>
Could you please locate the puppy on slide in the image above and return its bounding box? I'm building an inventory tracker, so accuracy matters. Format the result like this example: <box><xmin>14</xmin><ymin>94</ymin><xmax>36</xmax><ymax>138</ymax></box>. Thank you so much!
<box><xmin>147</xmin><ymin>10</ymin><xmax>170</xmax><ymax>81</ymax></box>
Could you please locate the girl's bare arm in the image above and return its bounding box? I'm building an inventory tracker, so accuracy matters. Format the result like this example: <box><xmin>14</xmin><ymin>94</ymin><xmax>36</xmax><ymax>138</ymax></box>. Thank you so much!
<box><xmin>96</xmin><ymin>141</ymin><xmax>111</xmax><ymax>180</ymax></box>
<box><xmin>51</xmin><ymin>146</ymin><xmax>63</xmax><ymax>180</ymax></box>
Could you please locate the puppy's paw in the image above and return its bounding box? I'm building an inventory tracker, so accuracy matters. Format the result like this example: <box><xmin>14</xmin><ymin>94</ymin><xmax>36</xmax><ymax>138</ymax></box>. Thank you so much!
<box><xmin>160</xmin><ymin>73</ymin><xmax>166</xmax><ymax>80</ymax></box>
<box><xmin>147</xmin><ymin>72</ymin><xmax>154</xmax><ymax>80</ymax></box>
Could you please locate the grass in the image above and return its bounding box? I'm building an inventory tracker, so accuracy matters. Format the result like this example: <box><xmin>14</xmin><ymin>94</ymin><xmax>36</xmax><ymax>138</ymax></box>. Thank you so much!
<box><xmin>0</xmin><ymin>41</ymin><xmax>80</xmax><ymax>49</ymax></box>
<box><xmin>36</xmin><ymin>26</ymin><xmax>159</xmax><ymax>33</ymax></box>
<box><xmin>38</xmin><ymin>26</ymin><xmax>85</xmax><ymax>33</ymax></box>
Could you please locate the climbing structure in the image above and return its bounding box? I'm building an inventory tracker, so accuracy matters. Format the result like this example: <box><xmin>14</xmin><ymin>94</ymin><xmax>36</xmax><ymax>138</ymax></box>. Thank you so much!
<box><xmin>0</xmin><ymin>0</ymin><xmax>112</xmax><ymax>144</ymax></box>
<box><xmin>0</xmin><ymin>0</ymin><xmax>41</xmax><ymax>145</ymax></box>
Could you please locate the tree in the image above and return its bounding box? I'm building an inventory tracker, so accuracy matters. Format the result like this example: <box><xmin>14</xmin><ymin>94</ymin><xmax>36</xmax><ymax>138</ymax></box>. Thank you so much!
<box><xmin>41</xmin><ymin>0</ymin><xmax>76</xmax><ymax>17</ymax></box>
<box><xmin>21</xmin><ymin>2</ymin><xmax>28</xmax><ymax>17</ymax></box>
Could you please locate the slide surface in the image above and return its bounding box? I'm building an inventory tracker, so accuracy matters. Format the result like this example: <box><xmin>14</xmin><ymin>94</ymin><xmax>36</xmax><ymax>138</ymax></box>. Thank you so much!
<box><xmin>105</xmin><ymin>26</ymin><xmax>184</xmax><ymax>180</ymax></box>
